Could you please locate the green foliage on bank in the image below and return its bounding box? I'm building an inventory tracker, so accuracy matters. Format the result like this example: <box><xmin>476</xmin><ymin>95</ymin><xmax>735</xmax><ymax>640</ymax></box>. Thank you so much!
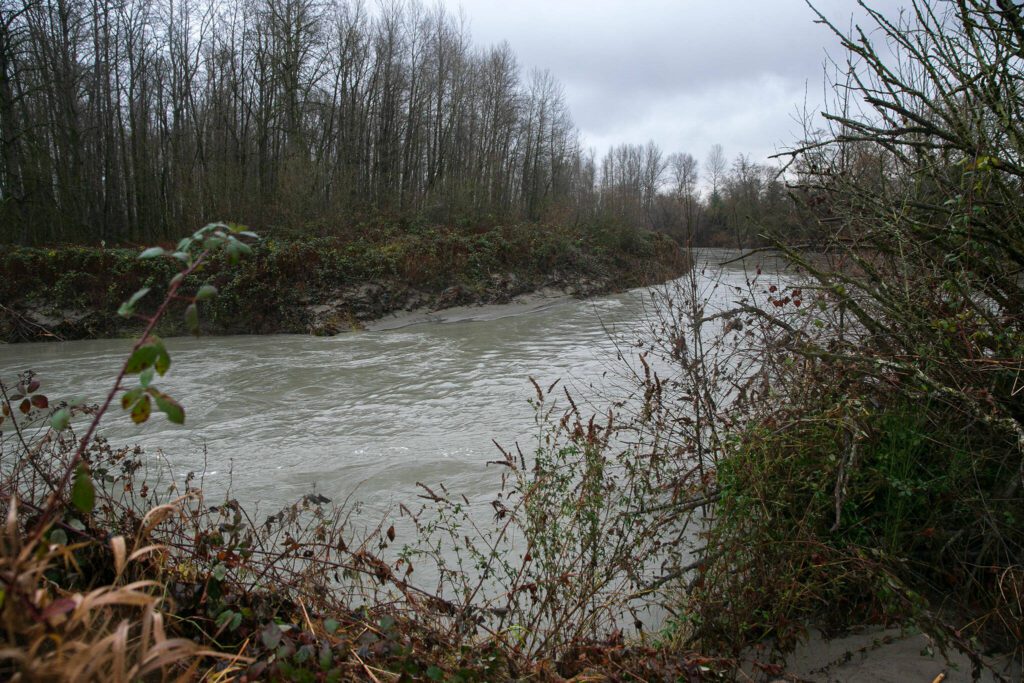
<box><xmin>692</xmin><ymin>390</ymin><xmax>1024</xmax><ymax>653</ymax></box>
<box><xmin>666</xmin><ymin>1</ymin><xmax>1024</xmax><ymax>666</ymax></box>
<box><xmin>0</xmin><ymin>220</ymin><xmax>686</xmax><ymax>342</ymax></box>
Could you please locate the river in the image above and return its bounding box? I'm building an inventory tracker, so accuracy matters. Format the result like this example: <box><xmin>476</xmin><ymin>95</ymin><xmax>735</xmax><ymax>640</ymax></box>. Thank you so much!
<box><xmin>6</xmin><ymin>250</ymin><xmax>1023</xmax><ymax>679</ymax></box>
<box><xmin>0</xmin><ymin>249</ymin><xmax>768</xmax><ymax>562</ymax></box>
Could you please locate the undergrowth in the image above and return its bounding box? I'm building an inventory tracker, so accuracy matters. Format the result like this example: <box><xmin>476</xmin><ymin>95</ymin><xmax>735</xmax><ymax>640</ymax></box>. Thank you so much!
<box><xmin>0</xmin><ymin>220</ymin><xmax>686</xmax><ymax>342</ymax></box>
<box><xmin>6</xmin><ymin>1</ymin><xmax>1024</xmax><ymax>680</ymax></box>
<box><xmin>0</xmin><ymin>223</ymin><xmax>720</xmax><ymax>681</ymax></box>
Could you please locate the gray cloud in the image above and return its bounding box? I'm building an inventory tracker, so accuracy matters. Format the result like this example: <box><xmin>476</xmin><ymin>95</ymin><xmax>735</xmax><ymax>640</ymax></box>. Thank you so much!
<box><xmin>441</xmin><ymin>0</ymin><xmax>907</xmax><ymax>165</ymax></box>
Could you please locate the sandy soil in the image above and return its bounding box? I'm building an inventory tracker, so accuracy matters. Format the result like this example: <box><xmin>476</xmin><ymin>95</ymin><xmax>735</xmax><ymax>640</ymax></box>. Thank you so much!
<box><xmin>363</xmin><ymin>287</ymin><xmax>572</xmax><ymax>331</ymax></box>
<box><xmin>755</xmin><ymin>627</ymin><xmax>1021</xmax><ymax>682</ymax></box>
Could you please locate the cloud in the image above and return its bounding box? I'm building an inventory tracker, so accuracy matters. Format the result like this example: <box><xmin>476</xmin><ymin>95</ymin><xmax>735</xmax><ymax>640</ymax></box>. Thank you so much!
<box><xmin>440</xmin><ymin>0</ymin><xmax>908</xmax><ymax>164</ymax></box>
<box><xmin>578</xmin><ymin>74</ymin><xmax>813</xmax><ymax>164</ymax></box>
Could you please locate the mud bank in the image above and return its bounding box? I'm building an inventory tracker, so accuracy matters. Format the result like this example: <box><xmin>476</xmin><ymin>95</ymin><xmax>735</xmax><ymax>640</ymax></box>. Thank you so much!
<box><xmin>1</xmin><ymin>225</ymin><xmax>690</xmax><ymax>342</ymax></box>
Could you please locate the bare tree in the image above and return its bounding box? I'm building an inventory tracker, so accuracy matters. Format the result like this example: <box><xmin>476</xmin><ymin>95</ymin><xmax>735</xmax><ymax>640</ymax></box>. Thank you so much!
<box><xmin>0</xmin><ymin>0</ymin><xmax>629</xmax><ymax>244</ymax></box>
<box><xmin>704</xmin><ymin>143</ymin><xmax>726</xmax><ymax>198</ymax></box>
<box><xmin>666</xmin><ymin>151</ymin><xmax>699</xmax><ymax>238</ymax></box>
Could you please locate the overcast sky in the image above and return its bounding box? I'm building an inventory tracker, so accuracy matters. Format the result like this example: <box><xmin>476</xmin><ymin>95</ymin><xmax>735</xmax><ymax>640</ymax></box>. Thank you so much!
<box><xmin>435</xmin><ymin>0</ymin><xmax>906</xmax><ymax>169</ymax></box>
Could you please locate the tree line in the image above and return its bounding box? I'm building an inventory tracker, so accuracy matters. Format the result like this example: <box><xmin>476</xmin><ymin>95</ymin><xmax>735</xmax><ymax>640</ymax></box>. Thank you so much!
<box><xmin>0</xmin><ymin>0</ymin><xmax>583</xmax><ymax>243</ymax></box>
<box><xmin>0</xmin><ymin>0</ymin><xmax>803</xmax><ymax>246</ymax></box>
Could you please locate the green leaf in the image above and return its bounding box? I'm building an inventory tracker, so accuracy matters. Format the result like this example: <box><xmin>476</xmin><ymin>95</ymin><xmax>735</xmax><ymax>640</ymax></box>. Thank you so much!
<box><xmin>139</xmin><ymin>366</ymin><xmax>155</xmax><ymax>388</ymax></box>
<box><xmin>51</xmin><ymin>408</ymin><xmax>70</xmax><ymax>431</ymax></box>
<box><xmin>185</xmin><ymin>303</ymin><xmax>199</xmax><ymax>336</ymax></box>
<box><xmin>170</xmin><ymin>272</ymin><xmax>185</xmax><ymax>288</ymax></box>
<box><xmin>155</xmin><ymin>350</ymin><xmax>171</xmax><ymax>375</ymax></box>
<box><xmin>225</xmin><ymin>236</ymin><xmax>253</xmax><ymax>262</ymax></box>
<box><xmin>231</xmin><ymin>237</ymin><xmax>253</xmax><ymax>256</ymax></box>
<box><xmin>126</xmin><ymin>345</ymin><xmax>159</xmax><ymax>373</ymax></box>
<box><xmin>197</xmin><ymin>223</ymin><xmax>223</xmax><ymax>237</ymax></box>
<box><xmin>319</xmin><ymin>644</ymin><xmax>333</xmax><ymax>669</ymax></box>
<box><xmin>212</xmin><ymin>563</ymin><xmax>227</xmax><ymax>582</ymax></box>
<box><xmin>426</xmin><ymin>666</ymin><xmax>444</xmax><ymax>681</ymax></box>
<box><xmin>138</xmin><ymin>246</ymin><xmax>164</xmax><ymax>259</ymax></box>
<box><xmin>216</xmin><ymin>609</ymin><xmax>235</xmax><ymax>629</ymax></box>
<box><xmin>230</xmin><ymin>611</ymin><xmax>243</xmax><ymax>631</ymax></box>
<box><xmin>153</xmin><ymin>338</ymin><xmax>171</xmax><ymax>376</ymax></box>
<box><xmin>153</xmin><ymin>391</ymin><xmax>185</xmax><ymax>425</ymax></box>
<box><xmin>121</xmin><ymin>386</ymin><xmax>143</xmax><ymax>410</ymax></box>
<box><xmin>261</xmin><ymin>623</ymin><xmax>282</xmax><ymax>650</ymax></box>
<box><xmin>131</xmin><ymin>287</ymin><xmax>151</xmax><ymax>303</ymax></box>
<box><xmin>118</xmin><ymin>287</ymin><xmax>151</xmax><ymax>319</ymax></box>
<box><xmin>171</xmin><ymin>251</ymin><xmax>190</xmax><ymax>263</ymax></box>
<box><xmin>130</xmin><ymin>393</ymin><xmax>152</xmax><ymax>424</ymax></box>
<box><xmin>50</xmin><ymin>529</ymin><xmax>68</xmax><ymax>545</ymax></box>
<box><xmin>196</xmin><ymin>284</ymin><xmax>218</xmax><ymax>301</ymax></box>
<box><xmin>324</xmin><ymin>618</ymin><xmax>340</xmax><ymax>634</ymax></box>
<box><xmin>71</xmin><ymin>463</ymin><xmax>95</xmax><ymax>514</ymax></box>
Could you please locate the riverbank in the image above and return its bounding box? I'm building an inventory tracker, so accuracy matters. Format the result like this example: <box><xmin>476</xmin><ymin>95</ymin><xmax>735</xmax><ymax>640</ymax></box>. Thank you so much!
<box><xmin>2</xmin><ymin>239</ymin><xmax>1020</xmax><ymax>680</ymax></box>
<box><xmin>776</xmin><ymin>626</ymin><xmax>1019</xmax><ymax>681</ymax></box>
<box><xmin>0</xmin><ymin>220</ymin><xmax>688</xmax><ymax>343</ymax></box>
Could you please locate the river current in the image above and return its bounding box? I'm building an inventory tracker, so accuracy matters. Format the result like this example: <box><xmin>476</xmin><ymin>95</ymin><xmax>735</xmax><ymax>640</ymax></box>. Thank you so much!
<box><xmin>1</xmin><ymin>249</ymin><xmax>766</xmax><ymax>538</ymax></box>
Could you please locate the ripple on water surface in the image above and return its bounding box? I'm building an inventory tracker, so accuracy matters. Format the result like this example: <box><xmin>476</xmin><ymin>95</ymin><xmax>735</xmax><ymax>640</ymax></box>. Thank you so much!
<box><xmin>1</xmin><ymin>254</ymin><xmax>767</xmax><ymax>517</ymax></box>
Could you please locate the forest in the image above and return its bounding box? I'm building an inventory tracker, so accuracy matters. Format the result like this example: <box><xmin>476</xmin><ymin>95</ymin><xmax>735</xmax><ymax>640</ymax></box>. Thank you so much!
<box><xmin>0</xmin><ymin>0</ymin><xmax>797</xmax><ymax>247</ymax></box>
